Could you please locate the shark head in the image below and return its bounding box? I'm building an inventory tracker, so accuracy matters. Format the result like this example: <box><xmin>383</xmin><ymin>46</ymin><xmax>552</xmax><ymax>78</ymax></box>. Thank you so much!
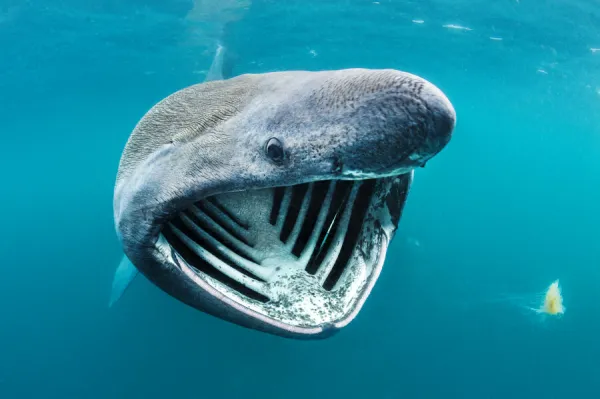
<box><xmin>111</xmin><ymin>67</ymin><xmax>455</xmax><ymax>339</ymax></box>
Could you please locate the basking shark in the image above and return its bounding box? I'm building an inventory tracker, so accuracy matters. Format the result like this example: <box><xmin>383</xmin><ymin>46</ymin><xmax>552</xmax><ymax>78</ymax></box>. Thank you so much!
<box><xmin>109</xmin><ymin>46</ymin><xmax>456</xmax><ymax>339</ymax></box>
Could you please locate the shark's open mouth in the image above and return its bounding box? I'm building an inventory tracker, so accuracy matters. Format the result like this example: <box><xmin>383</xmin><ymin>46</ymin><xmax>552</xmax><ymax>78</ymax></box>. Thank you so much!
<box><xmin>158</xmin><ymin>174</ymin><xmax>412</xmax><ymax>333</ymax></box>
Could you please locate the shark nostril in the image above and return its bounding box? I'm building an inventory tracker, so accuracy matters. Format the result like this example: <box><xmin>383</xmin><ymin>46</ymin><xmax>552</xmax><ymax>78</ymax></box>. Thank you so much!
<box><xmin>332</xmin><ymin>156</ymin><xmax>344</xmax><ymax>175</ymax></box>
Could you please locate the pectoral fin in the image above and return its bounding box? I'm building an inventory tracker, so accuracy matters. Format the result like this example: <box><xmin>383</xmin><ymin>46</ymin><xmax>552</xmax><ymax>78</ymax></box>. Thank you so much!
<box><xmin>108</xmin><ymin>255</ymin><xmax>139</xmax><ymax>307</ymax></box>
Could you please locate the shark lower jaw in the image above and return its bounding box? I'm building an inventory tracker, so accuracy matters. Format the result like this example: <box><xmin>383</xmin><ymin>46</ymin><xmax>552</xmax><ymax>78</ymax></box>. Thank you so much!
<box><xmin>141</xmin><ymin>174</ymin><xmax>412</xmax><ymax>338</ymax></box>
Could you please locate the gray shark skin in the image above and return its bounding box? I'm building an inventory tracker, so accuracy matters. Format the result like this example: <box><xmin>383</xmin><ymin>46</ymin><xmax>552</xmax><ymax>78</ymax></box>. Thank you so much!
<box><xmin>111</xmin><ymin>61</ymin><xmax>456</xmax><ymax>339</ymax></box>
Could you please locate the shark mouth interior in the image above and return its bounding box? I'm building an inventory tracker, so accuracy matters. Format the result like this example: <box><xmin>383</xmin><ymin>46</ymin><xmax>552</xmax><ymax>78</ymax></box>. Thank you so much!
<box><xmin>160</xmin><ymin>175</ymin><xmax>411</xmax><ymax>332</ymax></box>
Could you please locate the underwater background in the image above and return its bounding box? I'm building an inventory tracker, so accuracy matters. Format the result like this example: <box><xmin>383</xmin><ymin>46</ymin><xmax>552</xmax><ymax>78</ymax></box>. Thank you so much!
<box><xmin>1</xmin><ymin>0</ymin><xmax>600</xmax><ymax>398</ymax></box>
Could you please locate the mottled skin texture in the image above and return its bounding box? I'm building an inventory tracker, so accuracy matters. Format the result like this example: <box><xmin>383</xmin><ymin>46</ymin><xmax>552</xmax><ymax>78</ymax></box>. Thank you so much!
<box><xmin>114</xmin><ymin>68</ymin><xmax>455</xmax><ymax>338</ymax></box>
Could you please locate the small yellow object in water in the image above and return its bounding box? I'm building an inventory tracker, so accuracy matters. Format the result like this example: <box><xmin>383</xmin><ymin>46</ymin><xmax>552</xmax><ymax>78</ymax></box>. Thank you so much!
<box><xmin>540</xmin><ymin>279</ymin><xmax>564</xmax><ymax>315</ymax></box>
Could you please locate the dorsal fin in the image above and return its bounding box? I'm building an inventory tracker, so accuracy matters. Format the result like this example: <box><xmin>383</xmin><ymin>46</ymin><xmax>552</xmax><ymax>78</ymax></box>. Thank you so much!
<box><xmin>204</xmin><ymin>43</ymin><xmax>227</xmax><ymax>82</ymax></box>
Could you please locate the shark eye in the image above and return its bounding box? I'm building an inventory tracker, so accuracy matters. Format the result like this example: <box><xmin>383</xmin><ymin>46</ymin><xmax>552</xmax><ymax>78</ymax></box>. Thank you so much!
<box><xmin>265</xmin><ymin>137</ymin><xmax>285</xmax><ymax>165</ymax></box>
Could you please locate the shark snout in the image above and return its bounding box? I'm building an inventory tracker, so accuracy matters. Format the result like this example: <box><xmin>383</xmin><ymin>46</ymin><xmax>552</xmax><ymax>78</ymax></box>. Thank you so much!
<box><xmin>400</xmin><ymin>80</ymin><xmax>456</xmax><ymax>169</ymax></box>
<box><xmin>429</xmin><ymin>82</ymin><xmax>455</xmax><ymax>144</ymax></box>
<box><xmin>329</xmin><ymin>73</ymin><xmax>457</xmax><ymax>178</ymax></box>
<box><xmin>424</xmin><ymin>89</ymin><xmax>456</xmax><ymax>158</ymax></box>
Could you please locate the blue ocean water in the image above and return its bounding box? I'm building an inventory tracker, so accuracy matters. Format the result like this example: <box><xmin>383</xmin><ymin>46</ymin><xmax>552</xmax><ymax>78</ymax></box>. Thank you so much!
<box><xmin>1</xmin><ymin>0</ymin><xmax>599</xmax><ymax>398</ymax></box>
